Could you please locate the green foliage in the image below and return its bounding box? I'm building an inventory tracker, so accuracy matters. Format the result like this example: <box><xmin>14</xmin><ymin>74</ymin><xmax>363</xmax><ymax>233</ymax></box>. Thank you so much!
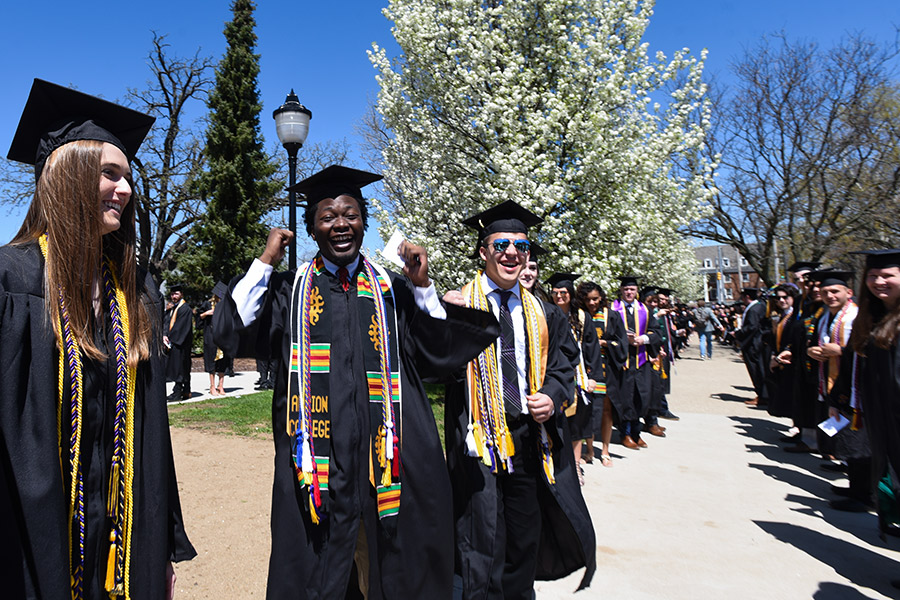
<box><xmin>168</xmin><ymin>391</ymin><xmax>274</xmax><ymax>437</ymax></box>
<box><xmin>178</xmin><ymin>0</ymin><xmax>281</xmax><ymax>289</ymax></box>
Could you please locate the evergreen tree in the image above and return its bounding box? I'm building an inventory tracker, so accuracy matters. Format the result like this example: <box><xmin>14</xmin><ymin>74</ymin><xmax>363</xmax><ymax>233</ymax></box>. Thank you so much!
<box><xmin>180</xmin><ymin>0</ymin><xmax>279</xmax><ymax>290</ymax></box>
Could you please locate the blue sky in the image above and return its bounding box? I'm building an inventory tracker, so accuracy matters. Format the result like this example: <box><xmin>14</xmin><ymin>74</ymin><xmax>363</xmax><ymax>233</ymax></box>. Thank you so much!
<box><xmin>1</xmin><ymin>1</ymin><xmax>897</xmax><ymax>247</ymax></box>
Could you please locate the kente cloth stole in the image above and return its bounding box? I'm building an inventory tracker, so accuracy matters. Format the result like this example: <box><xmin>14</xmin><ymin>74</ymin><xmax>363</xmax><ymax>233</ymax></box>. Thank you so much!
<box><xmin>461</xmin><ymin>274</ymin><xmax>556</xmax><ymax>483</ymax></box>
<box><xmin>817</xmin><ymin>300</ymin><xmax>857</xmax><ymax>399</ymax></box>
<box><xmin>612</xmin><ymin>300</ymin><xmax>649</xmax><ymax>369</ymax></box>
<box><xmin>775</xmin><ymin>307</ymin><xmax>793</xmax><ymax>350</ymax></box>
<box><xmin>591</xmin><ymin>309</ymin><xmax>608</xmax><ymax>394</ymax></box>
<box><xmin>566</xmin><ymin>309</ymin><xmax>592</xmax><ymax>414</ymax></box>
<box><xmin>804</xmin><ymin>306</ymin><xmax>825</xmax><ymax>373</ymax></box>
<box><xmin>287</xmin><ymin>256</ymin><xmax>402</xmax><ymax>526</ymax></box>
<box><xmin>39</xmin><ymin>234</ymin><xmax>137</xmax><ymax>599</ymax></box>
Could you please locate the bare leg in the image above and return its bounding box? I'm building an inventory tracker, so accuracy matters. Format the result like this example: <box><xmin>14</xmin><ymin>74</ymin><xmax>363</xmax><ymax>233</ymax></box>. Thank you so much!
<box><xmin>216</xmin><ymin>373</ymin><xmax>226</xmax><ymax>395</ymax></box>
<box><xmin>572</xmin><ymin>441</ymin><xmax>584</xmax><ymax>485</ymax></box>
<box><xmin>585</xmin><ymin>436</ymin><xmax>595</xmax><ymax>463</ymax></box>
<box><xmin>601</xmin><ymin>395</ymin><xmax>614</xmax><ymax>466</ymax></box>
<box><xmin>208</xmin><ymin>373</ymin><xmax>216</xmax><ymax>396</ymax></box>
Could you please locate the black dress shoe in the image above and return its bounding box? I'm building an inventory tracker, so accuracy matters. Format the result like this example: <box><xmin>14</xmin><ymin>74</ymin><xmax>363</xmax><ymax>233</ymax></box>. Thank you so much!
<box><xmin>779</xmin><ymin>433</ymin><xmax>801</xmax><ymax>443</ymax></box>
<box><xmin>829</xmin><ymin>497</ymin><xmax>874</xmax><ymax>513</ymax></box>
<box><xmin>166</xmin><ymin>392</ymin><xmax>180</xmax><ymax>403</ymax></box>
<box><xmin>784</xmin><ymin>443</ymin><xmax>816</xmax><ymax>454</ymax></box>
<box><xmin>821</xmin><ymin>462</ymin><xmax>848</xmax><ymax>473</ymax></box>
<box><xmin>830</xmin><ymin>484</ymin><xmax>853</xmax><ymax>497</ymax></box>
<box><xmin>659</xmin><ymin>410</ymin><xmax>680</xmax><ymax>421</ymax></box>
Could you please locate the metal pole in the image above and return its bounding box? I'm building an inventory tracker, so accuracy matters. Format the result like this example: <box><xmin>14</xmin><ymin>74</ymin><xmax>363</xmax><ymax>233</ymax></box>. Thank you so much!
<box><xmin>286</xmin><ymin>143</ymin><xmax>301</xmax><ymax>271</ymax></box>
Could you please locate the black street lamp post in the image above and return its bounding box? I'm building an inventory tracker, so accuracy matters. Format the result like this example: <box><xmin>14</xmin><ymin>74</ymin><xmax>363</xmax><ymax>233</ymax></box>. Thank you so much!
<box><xmin>273</xmin><ymin>90</ymin><xmax>312</xmax><ymax>271</ymax></box>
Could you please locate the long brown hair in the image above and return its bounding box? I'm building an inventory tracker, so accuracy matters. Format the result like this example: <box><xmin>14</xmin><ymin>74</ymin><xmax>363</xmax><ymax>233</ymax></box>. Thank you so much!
<box><xmin>849</xmin><ymin>268</ymin><xmax>900</xmax><ymax>354</ymax></box>
<box><xmin>11</xmin><ymin>140</ymin><xmax>154</xmax><ymax>365</ymax></box>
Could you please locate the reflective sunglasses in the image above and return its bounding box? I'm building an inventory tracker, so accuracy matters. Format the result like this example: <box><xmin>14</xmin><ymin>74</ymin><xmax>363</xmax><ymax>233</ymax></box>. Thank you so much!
<box><xmin>489</xmin><ymin>238</ymin><xmax>531</xmax><ymax>254</ymax></box>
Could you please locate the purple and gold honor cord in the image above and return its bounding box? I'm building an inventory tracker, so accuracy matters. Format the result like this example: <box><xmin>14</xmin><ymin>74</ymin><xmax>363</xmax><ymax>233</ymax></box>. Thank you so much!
<box><xmin>39</xmin><ymin>235</ymin><xmax>136</xmax><ymax>599</ymax></box>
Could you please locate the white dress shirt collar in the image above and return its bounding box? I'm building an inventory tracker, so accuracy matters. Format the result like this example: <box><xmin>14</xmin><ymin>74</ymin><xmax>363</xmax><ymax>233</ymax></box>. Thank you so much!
<box><xmin>321</xmin><ymin>254</ymin><xmax>361</xmax><ymax>277</ymax></box>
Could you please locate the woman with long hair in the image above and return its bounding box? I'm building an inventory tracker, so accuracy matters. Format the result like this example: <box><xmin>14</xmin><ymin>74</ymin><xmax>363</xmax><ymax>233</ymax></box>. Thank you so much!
<box><xmin>832</xmin><ymin>251</ymin><xmax>900</xmax><ymax>532</ymax></box>
<box><xmin>0</xmin><ymin>79</ymin><xmax>194</xmax><ymax>599</ymax></box>
<box><xmin>576</xmin><ymin>281</ymin><xmax>627</xmax><ymax>467</ymax></box>
<box><xmin>547</xmin><ymin>273</ymin><xmax>603</xmax><ymax>483</ymax></box>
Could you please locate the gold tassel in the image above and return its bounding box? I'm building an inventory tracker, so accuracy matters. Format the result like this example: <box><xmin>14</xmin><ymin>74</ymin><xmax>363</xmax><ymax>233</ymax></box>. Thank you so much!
<box><xmin>309</xmin><ymin>497</ymin><xmax>320</xmax><ymax>524</ymax></box>
<box><xmin>503</xmin><ymin>430</ymin><xmax>516</xmax><ymax>459</ymax></box>
<box><xmin>368</xmin><ymin>438</ymin><xmax>376</xmax><ymax>487</ymax></box>
<box><xmin>105</xmin><ymin>530</ymin><xmax>117</xmax><ymax>593</ymax></box>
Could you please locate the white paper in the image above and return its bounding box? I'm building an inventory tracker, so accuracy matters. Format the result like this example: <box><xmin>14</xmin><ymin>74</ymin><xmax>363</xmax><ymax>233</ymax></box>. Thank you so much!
<box><xmin>380</xmin><ymin>230</ymin><xmax>406</xmax><ymax>268</ymax></box>
<box><xmin>818</xmin><ymin>414</ymin><xmax>850</xmax><ymax>438</ymax></box>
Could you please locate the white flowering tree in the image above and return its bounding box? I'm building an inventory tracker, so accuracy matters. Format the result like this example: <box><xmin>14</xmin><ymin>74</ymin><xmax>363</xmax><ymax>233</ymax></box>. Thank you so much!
<box><xmin>368</xmin><ymin>0</ymin><xmax>714</xmax><ymax>297</ymax></box>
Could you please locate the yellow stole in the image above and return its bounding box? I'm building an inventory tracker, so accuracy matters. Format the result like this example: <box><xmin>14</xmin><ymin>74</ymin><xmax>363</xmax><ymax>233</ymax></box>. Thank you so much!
<box><xmin>461</xmin><ymin>273</ymin><xmax>556</xmax><ymax>482</ymax></box>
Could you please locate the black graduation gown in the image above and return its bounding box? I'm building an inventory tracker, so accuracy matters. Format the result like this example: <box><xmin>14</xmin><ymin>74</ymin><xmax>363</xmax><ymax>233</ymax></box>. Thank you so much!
<box><xmin>828</xmin><ymin>350</ymin><xmax>871</xmax><ymax>461</ymax></box>
<box><xmin>165</xmin><ymin>300</ymin><xmax>193</xmax><ymax>384</ymax></box>
<box><xmin>735</xmin><ymin>301</ymin><xmax>770</xmax><ymax>402</ymax></box>
<box><xmin>198</xmin><ymin>300</ymin><xmax>226</xmax><ymax>374</ymax></box>
<box><xmin>213</xmin><ymin>258</ymin><xmax>499</xmax><ymax>600</ymax></box>
<box><xmin>650</xmin><ymin>311</ymin><xmax>673</xmax><ymax>405</ymax></box>
<box><xmin>846</xmin><ymin>339</ymin><xmax>900</xmax><ymax>532</ymax></box>
<box><xmin>616</xmin><ymin>303</ymin><xmax>663</xmax><ymax>422</ymax></box>
<box><xmin>595</xmin><ymin>309</ymin><xmax>628</xmax><ymax>421</ymax></box>
<box><xmin>566</xmin><ymin>312</ymin><xmax>603</xmax><ymax>440</ymax></box>
<box><xmin>0</xmin><ymin>242</ymin><xmax>195</xmax><ymax>600</ymax></box>
<box><xmin>765</xmin><ymin>314</ymin><xmax>798</xmax><ymax>419</ymax></box>
<box><xmin>444</xmin><ymin>299</ymin><xmax>596</xmax><ymax>597</ymax></box>
<box><xmin>790</xmin><ymin>301</ymin><xmax>824</xmax><ymax>428</ymax></box>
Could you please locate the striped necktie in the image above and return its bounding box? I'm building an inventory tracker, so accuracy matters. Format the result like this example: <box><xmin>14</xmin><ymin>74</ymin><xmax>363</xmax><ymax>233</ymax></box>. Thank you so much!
<box><xmin>497</xmin><ymin>289</ymin><xmax>521</xmax><ymax>416</ymax></box>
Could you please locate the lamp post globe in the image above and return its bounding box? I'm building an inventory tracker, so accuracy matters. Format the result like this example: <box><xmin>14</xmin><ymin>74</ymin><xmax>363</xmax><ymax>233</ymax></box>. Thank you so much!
<box><xmin>273</xmin><ymin>90</ymin><xmax>312</xmax><ymax>270</ymax></box>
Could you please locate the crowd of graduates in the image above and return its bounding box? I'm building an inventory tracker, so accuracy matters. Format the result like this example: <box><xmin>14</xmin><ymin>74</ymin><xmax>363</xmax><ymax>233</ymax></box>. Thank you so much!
<box><xmin>729</xmin><ymin>259</ymin><xmax>900</xmax><ymax>552</ymax></box>
<box><xmin>4</xmin><ymin>76</ymin><xmax>900</xmax><ymax>599</ymax></box>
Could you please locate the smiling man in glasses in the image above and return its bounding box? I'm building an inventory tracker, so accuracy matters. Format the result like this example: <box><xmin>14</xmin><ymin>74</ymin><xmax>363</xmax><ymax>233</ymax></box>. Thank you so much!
<box><xmin>442</xmin><ymin>200</ymin><xmax>595</xmax><ymax>599</ymax></box>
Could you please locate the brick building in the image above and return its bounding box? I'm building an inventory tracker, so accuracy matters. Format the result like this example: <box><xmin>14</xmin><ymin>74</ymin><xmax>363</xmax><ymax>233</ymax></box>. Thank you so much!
<box><xmin>694</xmin><ymin>244</ymin><xmax>763</xmax><ymax>303</ymax></box>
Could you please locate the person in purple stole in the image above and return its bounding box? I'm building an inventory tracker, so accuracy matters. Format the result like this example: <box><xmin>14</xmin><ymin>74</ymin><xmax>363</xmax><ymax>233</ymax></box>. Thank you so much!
<box><xmin>611</xmin><ymin>275</ymin><xmax>663</xmax><ymax>449</ymax></box>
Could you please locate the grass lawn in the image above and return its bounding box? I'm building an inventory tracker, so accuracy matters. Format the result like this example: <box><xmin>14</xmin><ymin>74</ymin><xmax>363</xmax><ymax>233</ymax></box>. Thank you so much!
<box><xmin>168</xmin><ymin>391</ymin><xmax>273</xmax><ymax>437</ymax></box>
<box><xmin>168</xmin><ymin>383</ymin><xmax>447</xmax><ymax>442</ymax></box>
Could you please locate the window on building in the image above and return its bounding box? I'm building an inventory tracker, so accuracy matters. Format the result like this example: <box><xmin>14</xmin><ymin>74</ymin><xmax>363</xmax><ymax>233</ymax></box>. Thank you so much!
<box><xmin>722</xmin><ymin>258</ymin><xmax>730</xmax><ymax>267</ymax></box>
<box><xmin>740</xmin><ymin>257</ymin><xmax>749</xmax><ymax>267</ymax></box>
<box><xmin>742</xmin><ymin>272</ymin><xmax>750</xmax><ymax>283</ymax></box>
<box><xmin>703</xmin><ymin>258</ymin><xmax>713</xmax><ymax>269</ymax></box>
<box><xmin>725</xmin><ymin>288</ymin><xmax>734</xmax><ymax>300</ymax></box>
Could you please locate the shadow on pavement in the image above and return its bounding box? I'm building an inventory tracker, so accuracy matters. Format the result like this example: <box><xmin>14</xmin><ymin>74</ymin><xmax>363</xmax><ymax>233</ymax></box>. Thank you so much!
<box><xmin>755</xmin><ymin>521</ymin><xmax>899</xmax><ymax>599</ymax></box>
<box><xmin>730</xmin><ymin>415</ymin><xmax>789</xmax><ymax>444</ymax></box>
<box><xmin>748</xmin><ymin>461</ymin><xmax>831</xmax><ymax>498</ymax></box>
<box><xmin>732</xmin><ymin>384</ymin><xmax>756</xmax><ymax>392</ymax></box>
<box><xmin>713</xmin><ymin>392</ymin><xmax>753</xmax><ymax>403</ymax></box>
<box><xmin>813</xmin><ymin>581</ymin><xmax>880</xmax><ymax>600</ymax></box>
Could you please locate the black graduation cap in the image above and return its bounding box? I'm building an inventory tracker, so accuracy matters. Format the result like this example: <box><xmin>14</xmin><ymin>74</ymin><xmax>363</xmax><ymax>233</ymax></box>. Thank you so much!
<box><xmin>807</xmin><ymin>269</ymin><xmax>854</xmax><ymax>288</ymax></box>
<box><xmin>655</xmin><ymin>287</ymin><xmax>674</xmax><ymax>297</ymax></box>
<box><xmin>462</xmin><ymin>200</ymin><xmax>543</xmax><ymax>241</ymax></box>
<box><xmin>212</xmin><ymin>281</ymin><xmax>229</xmax><ymax>299</ymax></box>
<box><xmin>546</xmin><ymin>272</ymin><xmax>580</xmax><ymax>290</ymax></box>
<box><xmin>528</xmin><ymin>241</ymin><xmax>548</xmax><ymax>258</ymax></box>
<box><xmin>852</xmin><ymin>249</ymin><xmax>900</xmax><ymax>270</ymax></box>
<box><xmin>7</xmin><ymin>78</ymin><xmax>155</xmax><ymax>179</ymax></box>
<box><xmin>617</xmin><ymin>275</ymin><xmax>640</xmax><ymax>288</ymax></box>
<box><xmin>639</xmin><ymin>286</ymin><xmax>657</xmax><ymax>298</ymax></box>
<box><xmin>786</xmin><ymin>261</ymin><xmax>821</xmax><ymax>273</ymax></box>
<box><xmin>741</xmin><ymin>288</ymin><xmax>759</xmax><ymax>299</ymax></box>
<box><xmin>168</xmin><ymin>283</ymin><xmax>184</xmax><ymax>293</ymax></box>
<box><xmin>287</xmin><ymin>165</ymin><xmax>382</xmax><ymax>206</ymax></box>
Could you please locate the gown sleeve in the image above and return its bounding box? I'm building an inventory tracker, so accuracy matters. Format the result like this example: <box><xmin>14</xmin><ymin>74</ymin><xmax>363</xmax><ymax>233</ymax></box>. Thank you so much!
<box><xmin>540</xmin><ymin>303</ymin><xmax>578</xmax><ymax>411</ymax></box>
<box><xmin>605</xmin><ymin>310</ymin><xmax>628</xmax><ymax>368</ymax></box>
<box><xmin>580</xmin><ymin>315</ymin><xmax>603</xmax><ymax>379</ymax></box>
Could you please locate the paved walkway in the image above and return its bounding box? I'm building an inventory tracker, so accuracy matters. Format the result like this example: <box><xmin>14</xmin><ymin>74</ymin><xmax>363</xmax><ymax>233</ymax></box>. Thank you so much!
<box><xmin>538</xmin><ymin>338</ymin><xmax>900</xmax><ymax>599</ymax></box>
<box><xmin>169</xmin><ymin>338</ymin><xmax>900</xmax><ymax>599</ymax></box>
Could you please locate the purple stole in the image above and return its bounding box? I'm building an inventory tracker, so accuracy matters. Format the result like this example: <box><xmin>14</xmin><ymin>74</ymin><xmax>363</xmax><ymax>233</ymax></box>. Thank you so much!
<box><xmin>613</xmin><ymin>299</ymin><xmax>649</xmax><ymax>369</ymax></box>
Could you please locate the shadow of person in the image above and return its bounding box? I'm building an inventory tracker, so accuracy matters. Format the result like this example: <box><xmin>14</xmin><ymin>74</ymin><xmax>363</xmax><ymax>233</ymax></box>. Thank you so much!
<box><xmin>813</xmin><ymin>581</ymin><xmax>881</xmax><ymax>600</ymax></box>
<box><xmin>730</xmin><ymin>415</ymin><xmax>790</xmax><ymax>445</ymax></box>
<box><xmin>712</xmin><ymin>392</ymin><xmax>753</xmax><ymax>403</ymax></box>
<box><xmin>748</xmin><ymin>462</ymin><xmax>832</xmax><ymax>498</ymax></box>
<box><xmin>755</xmin><ymin>521</ymin><xmax>900</xmax><ymax>598</ymax></box>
